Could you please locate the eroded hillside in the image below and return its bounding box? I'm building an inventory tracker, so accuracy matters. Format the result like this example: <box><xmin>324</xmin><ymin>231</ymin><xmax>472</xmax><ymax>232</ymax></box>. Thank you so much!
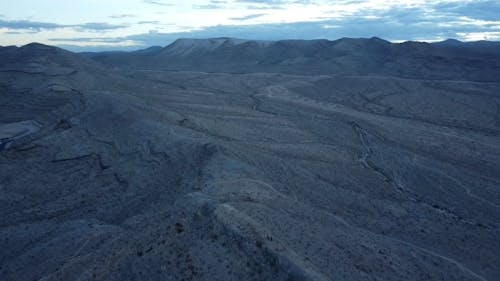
<box><xmin>1</xmin><ymin>40</ymin><xmax>499</xmax><ymax>281</ymax></box>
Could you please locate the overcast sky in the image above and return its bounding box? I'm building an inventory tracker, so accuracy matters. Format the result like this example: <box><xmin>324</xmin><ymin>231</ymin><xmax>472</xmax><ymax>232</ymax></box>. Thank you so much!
<box><xmin>1</xmin><ymin>0</ymin><xmax>499</xmax><ymax>51</ymax></box>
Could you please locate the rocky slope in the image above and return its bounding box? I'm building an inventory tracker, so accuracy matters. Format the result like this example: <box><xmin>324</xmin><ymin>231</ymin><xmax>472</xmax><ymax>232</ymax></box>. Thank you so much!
<box><xmin>1</xmin><ymin>40</ymin><xmax>500</xmax><ymax>281</ymax></box>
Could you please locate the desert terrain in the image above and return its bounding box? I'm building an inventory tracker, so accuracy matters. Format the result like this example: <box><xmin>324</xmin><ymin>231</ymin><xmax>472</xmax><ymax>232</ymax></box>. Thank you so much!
<box><xmin>1</xmin><ymin>38</ymin><xmax>499</xmax><ymax>281</ymax></box>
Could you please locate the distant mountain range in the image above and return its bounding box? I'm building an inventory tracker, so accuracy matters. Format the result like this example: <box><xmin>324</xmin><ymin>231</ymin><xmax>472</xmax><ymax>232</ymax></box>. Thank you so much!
<box><xmin>78</xmin><ymin>37</ymin><xmax>500</xmax><ymax>81</ymax></box>
<box><xmin>2</xmin><ymin>37</ymin><xmax>499</xmax><ymax>82</ymax></box>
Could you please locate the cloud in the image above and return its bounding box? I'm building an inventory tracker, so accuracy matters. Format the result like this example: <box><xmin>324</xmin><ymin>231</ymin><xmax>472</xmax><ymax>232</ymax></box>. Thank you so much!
<box><xmin>230</xmin><ymin>13</ymin><xmax>266</xmax><ymax>21</ymax></box>
<box><xmin>245</xmin><ymin>4</ymin><xmax>284</xmax><ymax>9</ymax></box>
<box><xmin>434</xmin><ymin>0</ymin><xmax>500</xmax><ymax>21</ymax></box>
<box><xmin>238</xmin><ymin>0</ymin><xmax>312</xmax><ymax>10</ymax></box>
<box><xmin>192</xmin><ymin>4</ymin><xmax>225</xmax><ymax>9</ymax></box>
<box><xmin>236</xmin><ymin>0</ymin><xmax>290</xmax><ymax>3</ymax></box>
<box><xmin>236</xmin><ymin>0</ymin><xmax>314</xmax><ymax>5</ymax></box>
<box><xmin>143</xmin><ymin>0</ymin><xmax>173</xmax><ymax>6</ymax></box>
<box><xmin>0</xmin><ymin>19</ymin><xmax>63</xmax><ymax>31</ymax></box>
<box><xmin>75</xmin><ymin>22</ymin><xmax>128</xmax><ymax>31</ymax></box>
<box><xmin>49</xmin><ymin>37</ymin><xmax>127</xmax><ymax>43</ymax></box>
<box><xmin>0</xmin><ymin>19</ymin><xmax>128</xmax><ymax>32</ymax></box>
<box><xmin>137</xmin><ymin>21</ymin><xmax>161</xmax><ymax>25</ymax></box>
<box><xmin>110</xmin><ymin>14</ymin><xmax>136</xmax><ymax>19</ymax></box>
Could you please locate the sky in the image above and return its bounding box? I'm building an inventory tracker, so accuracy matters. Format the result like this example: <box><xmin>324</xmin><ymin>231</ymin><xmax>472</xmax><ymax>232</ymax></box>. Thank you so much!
<box><xmin>0</xmin><ymin>0</ymin><xmax>499</xmax><ymax>51</ymax></box>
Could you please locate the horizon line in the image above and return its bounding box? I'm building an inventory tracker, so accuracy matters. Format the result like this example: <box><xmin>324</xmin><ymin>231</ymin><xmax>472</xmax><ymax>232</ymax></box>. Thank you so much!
<box><xmin>3</xmin><ymin>36</ymin><xmax>500</xmax><ymax>53</ymax></box>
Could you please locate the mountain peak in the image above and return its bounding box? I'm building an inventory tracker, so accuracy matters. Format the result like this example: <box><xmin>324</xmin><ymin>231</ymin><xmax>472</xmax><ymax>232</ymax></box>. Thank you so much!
<box><xmin>162</xmin><ymin>37</ymin><xmax>250</xmax><ymax>56</ymax></box>
<box><xmin>20</xmin><ymin>42</ymin><xmax>67</xmax><ymax>53</ymax></box>
<box><xmin>22</xmin><ymin>42</ymin><xmax>55</xmax><ymax>49</ymax></box>
<box><xmin>0</xmin><ymin>41</ymin><xmax>101</xmax><ymax>74</ymax></box>
<box><xmin>435</xmin><ymin>38</ymin><xmax>463</xmax><ymax>46</ymax></box>
<box><xmin>369</xmin><ymin>37</ymin><xmax>391</xmax><ymax>44</ymax></box>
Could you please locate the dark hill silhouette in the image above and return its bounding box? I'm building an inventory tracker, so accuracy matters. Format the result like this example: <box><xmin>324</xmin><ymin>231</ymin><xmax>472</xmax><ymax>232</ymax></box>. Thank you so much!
<box><xmin>86</xmin><ymin>37</ymin><xmax>500</xmax><ymax>81</ymax></box>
